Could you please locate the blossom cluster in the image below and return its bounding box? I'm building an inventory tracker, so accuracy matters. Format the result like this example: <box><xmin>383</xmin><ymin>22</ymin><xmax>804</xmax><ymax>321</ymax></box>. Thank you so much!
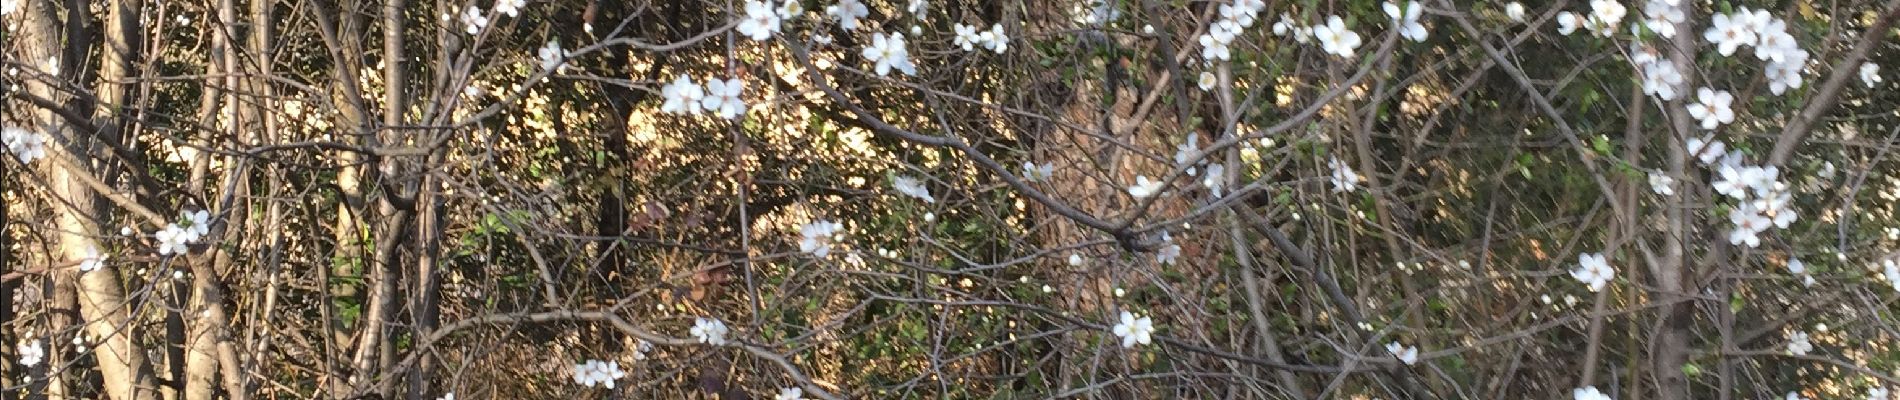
<box><xmin>736</xmin><ymin>0</ymin><xmax>799</xmax><ymax>41</ymax></box>
<box><xmin>17</xmin><ymin>339</ymin><xmax>43</xmax><ymax>367</ymax></box>
<box><xmin>2</xmin><ymin>126</ymin><xmax>47</xmax><ymax>164</ymax></box>
<box><xmin>660</xmin><ymin>75</ymin><xmax>748</xmax><ymax>120</ymax></box>
<box><xmin>1197</xmin><ymin>0</ymin><xmax>1264</xmax><ymax>61</ymax></box>
<box><xmin>571</xmin><ymin>359</ymin><xmax>627</xmax><ymax>388</ymax></box>
<box><xmin>155</xmin><ymin>209</ymin><xmax>214</xmax><ymax>256</ymax></box>
<box><xmin>691</xmin><ymin>317</ymin><xmax>731</xmax><ymax>345</ymax></box>
<box><xmin>1554</xmin><ymin>0</ymin><xmax>1627</xmax><ymax>37</ymax></box>
<box><xmin>457</xmin><ymin>0</ymin><xmax>526</xmax><ymax>35</ymax></box>
<box><xmin>1787</xmin><ymin>330</ymin><xmax>1814</xmax><ymax>355</ymax></box>
<box><xmin>1689</xmin><ymin>137</ymin><xmax>1796</xmax><ymax>248</ymax></box>
<box><xmin>1710</xmin><ymin>7</ymin><xmax>1810</xmax><ymax>95</ymax></box>
<box><xmin>1169</xmin><ymin>133</ymin><xmax>1228</xmax><ymax>196</ymax></box>
<box><xmin>952</xmin><ymin>23</ymin><xmax>1009</xmax><ymax>54</ymax></box>
<box><xmin>1329</xmin><ymin>157</ymin><xmax>1362</xmax><ymax>193</ymax></box>
<box><xmin>798</xmin><ymin>219</ymin><xmax>844</xmax><ymax>258</ymax></box>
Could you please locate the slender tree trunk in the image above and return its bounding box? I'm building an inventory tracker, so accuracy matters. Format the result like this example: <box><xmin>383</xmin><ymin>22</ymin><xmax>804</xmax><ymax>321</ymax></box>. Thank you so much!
<box><xmin>310</xmin><ymin>1</ymin><xmax>372</xmax><ymax>395</ymax></box>
<box><xmin>14</xmin><ymin>0</ymin><xmax>67</xmax><ymax>397</ymax></box>
<box><xmin>408</xmin><ymin>172</ymin><xmax>443</xmax><ymax>400</ymax></box>
<box><xmin>42</xmin><ymin>0</ymin><xmax>166</xmax><ymax>396</ymax></box>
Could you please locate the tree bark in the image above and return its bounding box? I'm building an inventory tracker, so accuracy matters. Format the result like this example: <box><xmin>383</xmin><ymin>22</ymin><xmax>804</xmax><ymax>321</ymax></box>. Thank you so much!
<box><xmin>29</xmin><ymin>0</ymin><xmax>165</xmax><ymax>397</ymax></box>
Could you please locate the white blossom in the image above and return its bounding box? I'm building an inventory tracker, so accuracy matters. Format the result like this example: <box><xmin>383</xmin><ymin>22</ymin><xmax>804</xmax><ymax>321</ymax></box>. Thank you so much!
<box><xmin>1386</xmin><ymin>342</ymin><xmax>1420</xmax><ymax>365</ymax></box>
<box><xmin>1862</xmin><ymin>63</ymin><xmax>1883</xmax><ymax>88</ymax></box>
<box><xmin>907</xmin><ymin>0</ymin><xmax>926</xmax><ymax>15</ymax></box>
<box><xmin>1505</xmin><ymin>2</ymin><xmax>1527</xmax><ymax>23</ymax></box>
<box><xmin>826</xmin><ymin>0</ymin><xmax>868</xmax><ymax>30</ymax></box>
<box><xmin>777</xmin><ymin>0</ymin><xmax>804</xmax><ymax>20</ymax></box>
<box><xmin>1630</xmin><ymin>42</ymin><xmax>1662</xmax><ymax>68</ymax></box>
<box><xmin>1736</xmin><ymin>7</ymin><xmax>1774</xmax><ymax>36</ymax></box>
<box><xmin>952</xmin><ymin>24</ymin><xmax>981</xmax><ymax>51</ymax></box>
<box><xmin>1313</xmin><ymin>16</ymin><xmax>1363</xmax><ymax>58</ymax></box>
<box><xmin>1329</xmin><ymin>157</ymin><xmax>1361</xmax><ymax>193</ymax></box>
<box><xmin>1703</xmin><ymin>13</ymin><xmax>1755</xmax><ymax>57</ymax></box>
<box><xmin>1759</xmin><ymin>191</ymin><xmax>1796</xmax><ymax>229</ymax></box>
<box><xmin>77</xmin><ymin>245</ymin><xmax>107</xmax><ymax>273</ymax></box>
<box><xmin>1648</xmin><ymin>171</ymin><xmax>1675</xmax><ymax>196</ymax></box>
<box><xmin>155</xmin><ymin>224</ymin><xmax>192</xmax><ymax>256</ymax></box>
<box><xmin>1754</xmin><ymin>19</ymin><xmax>1799</xmax><ymax>63</ymax></box>
<box><xmin>691</xmin><ymin>317</ymin><xmax>731</xmax><ymax>346</ymax></box>
<box><xmin>775</xmin><ymin>387</ymin><xmax>806</xmax><ymax>400</ymax></box>
<box><xmin>1641</xmin><ymin>61</ymin><xmax>1684</xmax><ymax>100</ymax></box>
<box><xmin>1079</xmin><ymin>0</ymin><xmax>1120</xmax><ymax>25</ymax></box>
<box><xmin>1728</xmin><ymin>203</ymin><xmax>1771</xmax><ymax>248</ymax></box>
<box><xmin>1022</xmin><ymin>161</ymin><xmax>1054</xmax><ymax>182</ymax></box>
<box><xmin>1686</xmin><ymin>87</ymin><xmax>1735</xmax><ymax>130</ymax></box>
<box><xmin>1220</xmin><ymin>3</ymin><xmax>1258</xmax><ymax>28</ymax></box>
<box><xmin>460</xmin><ymin>6</ymin><xmax>489</xmax><ymax>35</ymax></box>
<box><xmin>979</xmin><ymin>24</ymin><xmax>1008</xmax><ymax>54</ymax></box>
<box><xmin>1882</xmin><ymin>260</ymin><xmax>1900</xmax><ymax>293</ymax></box>
<box><xmin>1786</xmin><ymin>330</ymin><xmax>1813</xmax><ymax>355</ymax></box>
<box><xmin>1870</xmin><ymin>386</ymin><xmax>1890</xmax><ymax>400</ymax></box>
<box><xmin>862</xmin><ymin>32</ymin><xmax>918</xmax><ymax>76</ymax></box>
<box><xmin>1583</xmin><ymin>0</ymin><xmax>1626</xmax><ymax>36</ymax></box>
<box><xmin>18</xmin><ymin>339</ymin><xmax>43</xmax><ymax>367</ymax></box>
<box><xmin>701</xmin><ymin>78</ymin><xmax>747</xmax><ymax>120</ymax></box>
<box><xmin>1173</xmin><ymin>133</ymin><xmax>1201</xmax><ymax>168</ymax></box>
<box><xmin>1788</xmin><ymin>259</ymin><xmax>1814</xmax><ymax>287</ymax></box>
<box><xmin>1712</xmin><ymin>163</ymin><xmax>1753</xmax><ymax>199</ymax></box>
<box><xmin>1765</xmin><ymin>52</ymin><xmax>1809</xmax><ymax>95</ymax></box>
<box><xmin>493</xmin><ymin>0</ymin><xmax>524</xmax><ymax>18</ymax></box>
<box><xmin>891</xmin><ymin>175</ymin><xmax>935</xmax><ymax>203</ymax></box>
<box><xmin>1202</xmin><ymin>163</ymin><xmax>1226</xmax><ymax>197</ymax></box>
<box><xmin>736</xmin><ymin>0</ymin><xmax>784</xmax><ymax>41</ymax></box>
<box><xmin>1198</xmin><ymin>71</ymin><xmax>1218</xmax><ymax>91</ymax></box>
<box><xmin>661</xmin><ymin>74</ymin><xmax>706</xmax><ymax>115</ymax></box>
<box><xmin>1571</xmin><ymin>252</ymin><xmax>1615</xmax><ymax>292</ymax></box>
<box><xmin>2</xmin><ymin>126</ymin><xmax>48</xmax><ymax>164</ymax></box>
<box><xmin>1198</xmin><ymin>31</ymin><xmax>1232</xmax><ymax>61</ymax></box>
<box><xmin>1641</xmin><ymin>0</ymin><xmax>1682</xmax><ymax>38</ymax></box>
<box><xmin>1127</xmin><ymin>176</ymin><xmax>1164</xmax><ymax>199</ymax></box>
<box><xmin>1271</xmin><ymin>14</ymin><xmax>1298</xmax><ymax>36</ymax></box>
<box><xmin>798</xmin><ymin>220</ymin><xmax>843</xmax><ymax>257</ymax></box>
<box><xmin>1110</xmin><ymin>311</ymin><xmax>1155</xmax><ymax>348</ymax></box>
<box><xmin>182</xmin><ymin>209</ymin><xmax>211</xmax><ymax>241</ymax></box>
<box><xmin>571</xmin><ymin>359</ymin><xmax>628</xmax><ymax>388</ymax></box>
<box><xmin>1687</xmin><ymin>136</ymin><xmax>1727</xmax><ymax>166</ymax></box>
<box><xmin>1556</xmin><ymin>12</ymin><xmax>1582</xmax><ymax>35</ymax></box>
<box><xmin>1155</xmin><ymin>231</ymin><xmax>1180</xmax><ymax>265</ymax></box>
<box><xmin>538</xmin><ymin>40</ymin><xmax>569</xmax><ymax>73</ymax></box>
<box><xmin>1573</xmin><ymin>386</ymin><xmax>1612</xmax><ymax>400</ymax></box>
<box><xmin>632</xmin><ymin>339</ymin><xmax>654</xmax><ymax>360</ymax></box>
<box><xmin>1384</xmin><ymin>1</ymin><xmax>1427</xmax><ymax>42</ymax></box>
<box><xmin>1744</xmin><ymin>165</ymin><xmax>1780</xmax><ymax>196</ymax></box>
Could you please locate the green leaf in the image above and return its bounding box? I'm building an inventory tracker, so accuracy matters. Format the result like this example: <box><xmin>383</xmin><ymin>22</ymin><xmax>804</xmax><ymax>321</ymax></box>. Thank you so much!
<box><xmin>1681</xmin><ymin>362</ymin><xmax>1703</xmax><ymax>377</ymax></box>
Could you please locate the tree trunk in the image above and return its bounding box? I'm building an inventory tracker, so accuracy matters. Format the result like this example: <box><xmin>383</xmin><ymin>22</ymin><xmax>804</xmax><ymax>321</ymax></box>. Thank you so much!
<box><xmin>26</xmin><ymin>0</ymin><xmax>165</xmax><ymax>397</ymax></box>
